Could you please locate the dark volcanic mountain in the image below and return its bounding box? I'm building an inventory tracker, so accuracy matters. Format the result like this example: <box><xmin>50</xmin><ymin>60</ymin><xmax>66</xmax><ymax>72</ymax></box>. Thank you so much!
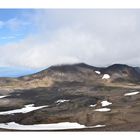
<box><xmin>101</xmin><ymin>64</ymin><xmax>140</xmax><ymax>83</ymax></box>
<box><xmin>0</xmin><ymin>63</ymin><xmax>140</xmax><ymax>131</ymax></box>
<box><xmin>18</xmin><ymin>63</ymin><xmax>140</xmax><ymax>85</ymax></box>
<box><xmin>134</xmin><ymin>67</ymin><xmax>140</xmax><ymax>74</ymax></box>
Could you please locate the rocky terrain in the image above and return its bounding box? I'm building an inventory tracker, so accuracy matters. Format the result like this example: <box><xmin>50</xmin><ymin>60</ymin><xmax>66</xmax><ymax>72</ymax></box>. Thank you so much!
<box><xmin>0</xmin><ymin>63</ymin><xmax>140</xmax><ymax>131</ymax></box>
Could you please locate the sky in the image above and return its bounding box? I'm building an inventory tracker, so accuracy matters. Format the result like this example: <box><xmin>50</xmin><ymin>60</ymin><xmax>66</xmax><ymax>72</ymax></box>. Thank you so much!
<box><xmin>0</xmin><ymin>9</ymin><xmax>140</xmax><ymax>74</ymax></box>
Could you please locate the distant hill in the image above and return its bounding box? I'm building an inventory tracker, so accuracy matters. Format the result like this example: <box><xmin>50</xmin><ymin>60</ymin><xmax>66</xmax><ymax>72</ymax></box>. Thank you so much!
<box><xmin>101</xmin><ymin>64</ymin><xmax>140</xmax><ymax>83</ymax></box>
<box><xmin>0</xmin><ymin>63</ymin><xmax>140</xmax><ymax>89</ymax></box>
<box><xmin>18</xmin><ymin>63</ymin><xmax>140</xmax><ymax>85</ymax></box>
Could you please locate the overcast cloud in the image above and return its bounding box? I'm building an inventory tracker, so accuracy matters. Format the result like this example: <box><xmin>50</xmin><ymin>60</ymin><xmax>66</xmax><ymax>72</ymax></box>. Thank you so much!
<box><xmin>0</xmin><ymin>9</ymin><xmax>140</xmax><ymax>69</ymax></box>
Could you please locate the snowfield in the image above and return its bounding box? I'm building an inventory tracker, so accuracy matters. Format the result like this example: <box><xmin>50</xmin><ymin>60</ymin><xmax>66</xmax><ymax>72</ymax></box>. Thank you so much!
<box><xmin>94</xmin><ymin>108</ymin><xmax>111</xmax><ymax>112</ymax></box>
<box><xmin>0</xmin><ymin>104</ymin><xmax>48</xmax><ymax>115</ymax></box>
<box><xmin>101</xmin><ymin>101</ymin><xmax>112</xmax><ymax>107</ymax></box>
<box><xmin>0</xmin><ymin>122</ymin><xmax>106</xmax><ymax>130</ymax></box>
<box><xmin>124</xmin><ymin>91</ymin><xmax>140</xmax><ymax>96</ymax></box>
<box><xmin>102</xmin><ymin>74</ymin><xmax>110</xmax><ymax>79</ymax></box>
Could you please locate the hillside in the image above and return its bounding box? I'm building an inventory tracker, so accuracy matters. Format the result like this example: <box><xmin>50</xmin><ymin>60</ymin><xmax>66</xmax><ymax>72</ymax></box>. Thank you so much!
<box><xmin>0</xmin><ymin>63</ymin><xmax>140</xmax><ymax>89</ymax></box>
<box><xmin>0</xmin><ymin>63</ymin><xmax>139</xmax><ymax>131</ymax></box>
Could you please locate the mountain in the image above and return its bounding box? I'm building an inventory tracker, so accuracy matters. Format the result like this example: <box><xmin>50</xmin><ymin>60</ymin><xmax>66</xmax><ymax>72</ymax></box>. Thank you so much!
<box><xmin>101</xmin><ymin>64</ymin><xmax>140</xmax><ymax>83</ymax></box>
<box><xmin>0</xmin><ymin>63</ymin><xmax>139</xmax><ymax>90</ymax></box>
<box><xmin>18</xmin><ymin>63</ymin><xmax>140</xmax><ymax>85</ymax></box>
<box><xmin>0</xmin><ymin>63</ymin><xmax>140</xmax><ymax>131</ymax></box>
<box><xmin>134</xmin><ymin>67</ymin><xmax>140</xmax><ymax>74</ymax></box>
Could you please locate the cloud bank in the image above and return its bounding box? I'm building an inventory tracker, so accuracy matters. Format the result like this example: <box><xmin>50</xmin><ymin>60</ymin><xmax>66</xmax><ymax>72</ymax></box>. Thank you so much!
<box><xmin>0</xmin><ymin>9</ymin><xmax>140</xmax><ymax>69</ymax></box>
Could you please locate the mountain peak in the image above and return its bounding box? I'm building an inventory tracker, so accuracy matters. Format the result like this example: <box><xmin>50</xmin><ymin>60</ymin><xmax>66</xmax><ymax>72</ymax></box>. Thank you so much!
<box><xmin>19</xmin><ymin>63</ymin><xmax>140</xmax><ymax>84</ymax></box>
<box><xmin>102</xmin><ymin>64</ymin><xmax>140</xmax><ymax>83</ymax></box>
<box><xmin>107</xmin><ymin>64</ymin><xmax>131</xmax><ymax>70</ymax></box>
<box><xmin>47</xmin><ymin>63</ymin><xmax>96</xmax><ymax>72</ymax></box>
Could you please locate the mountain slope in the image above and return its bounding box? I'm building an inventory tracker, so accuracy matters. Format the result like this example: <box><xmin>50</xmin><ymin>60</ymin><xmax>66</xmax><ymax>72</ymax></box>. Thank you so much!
<box><xmin>20</xmin><ymin>63</ymin><xmax>140</xmax><ymax>84</ymax></box>
<box><xmin>101</xmin><ymin>64</ymin><xmax>140</xmax><ymax>83</ymax></box>
<box><xmin>0</xmin><ymin>63</ymin><xmax>140</xmax><ymax>131</ymax></box>
<box><xmin>0</xmin><ymin>63</ymin><xmax>140</xmax><ymax>90</ymax></box>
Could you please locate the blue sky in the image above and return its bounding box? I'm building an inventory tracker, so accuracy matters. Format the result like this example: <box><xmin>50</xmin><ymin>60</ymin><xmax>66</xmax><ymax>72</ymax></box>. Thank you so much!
<box><xmin>0</xmin><ymin>9</ymin><xmax>41</xmax><ymax>77</ymax></box>
<box><xmin>0</xmin><ymin>66</ymin><xmax>41</xmax><ymax>77</ymax></box>
<box><xmin>0</xmin><ymin>9</ymin><xmax>140</xmax><ymax>77</ymax></box>
<box><xmin>0</xmin><ymin>9</ymin><xmax>36</xmax><ymax>45</ymax></box>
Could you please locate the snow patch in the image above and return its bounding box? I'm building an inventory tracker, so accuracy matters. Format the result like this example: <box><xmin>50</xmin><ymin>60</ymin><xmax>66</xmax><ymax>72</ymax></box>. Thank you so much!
<box><xmin>89</xmin><ymin>124</ymin><xmax>106</xmax><ymax>128</ymax></box>
<box><xmin>95</xmin><ymin>71</ymin><xmax>101</xmax><ymax>74</ymax></box>
<box><xmin>93</xmin><ymin>124</ymin><xmax>106</xmax><ymax>128</ymax></box>
<box><xmin>124</xmin><ymin>91</ymin><xmax>140</xmax><ymax>96</ymax></box>
<box><xmin>94</xmin><ymin>108</ymin><xmax>111</xmax><ymax>112</ymax></box>
<box><xmin>102</xmin><ymin>74</ymin><xmax>110</xmax><ymax>79</ymax></box>
<box><xmin>101</xmin><ymin>101</ymin><xmax>112</xmax><ymax>107</ymax></box>
<box><xmin>0</xmin><ymin>122</ymin><xmax>106</xmax><ymax>130</ymax></box>
<box><xmin>24</xmin><ymin>104</ymin><xmax>34</xmax><ymax>108</ymax></box>
<box><xmin>0</xmin><ymin>95</ymin><xmax>9</xmax><ymax>99</ymax></box>
<box><xmin>0</xmin><ymin>104</ymin><xmax>48</xmax><ymax>115</ymax></box>
<box><xmin>0</xmin><ymin>122</ymin><xmax>86</xmax><ymax>130</ymax></box>
<box><xmin>89</xmin><ymin>104</ymin><xmax>97</xmax><ymax>107</ymax></box>
<box><xmin>56</xmin><ymin>99</ymin><xmax>70</xmax><ymax>104</ymax></box>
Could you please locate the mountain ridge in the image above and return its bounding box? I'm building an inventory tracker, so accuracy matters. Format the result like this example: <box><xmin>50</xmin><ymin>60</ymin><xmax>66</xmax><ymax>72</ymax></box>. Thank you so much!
<box><xmin>0</xmin><ymin>63</ymin><xmax>139</xmax><ymax>90</ymax></box>
<box><xmin>0</xmin><ymin>63</ymin><xmax>140</xmax><ymax>131</ymax></box>
<box><xmin>18</xmin><ymin>63</ymin><xmax>140</xmax><ymax>82</ymax></box>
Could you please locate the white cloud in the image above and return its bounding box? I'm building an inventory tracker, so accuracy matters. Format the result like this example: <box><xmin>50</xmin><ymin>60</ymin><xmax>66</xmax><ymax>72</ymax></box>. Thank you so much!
<box><xmin>0</xmin><ymin>21</ymin><xmax>4</xmax><ymax>28</ymax></box>
<box><xmin>6</xmin><ymin>18</ymin><xmax>30</xmax><ymax>31</ymax></box>
<box><xmin>0</xmin><ymin>17</ymin><xmax>30</xmax><ymax>31</ymax></box>
<box><xmin>0</xmin><ymin>9</ymin><xmax>140</xmax><ymax>69</ymax></box>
